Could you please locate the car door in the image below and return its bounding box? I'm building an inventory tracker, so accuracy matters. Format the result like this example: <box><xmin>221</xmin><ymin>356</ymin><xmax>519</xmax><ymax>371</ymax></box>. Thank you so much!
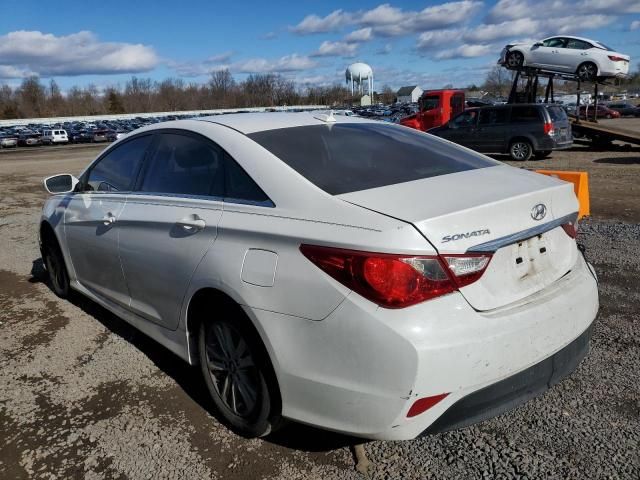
<box><xmin>534</xmin><ymin>37</ymin><xmax>568</xmax><ymax>69</ymax></box>
<box><xmin>562</xmin><ymin>38</ymin><xmax>594</xmax><ymax>72</ymax></box>
<box><xmin>117</xmin><ymin>131</ymin><xmax>225</xmax><ymax>330</ymax></box>
<box><xmin>474</xmin><ymin>107</ymin><xmax>509</xmax><ymax>152</ymax></box>
<box><xmin>440</xmin><ymin>110</ymin><xmax>479</xmax><ymax>148</ymax></box>
<box><xmin>64</xmin><ymin>134</ymin><xmax>153</xmax><ymax>306</ymax></box>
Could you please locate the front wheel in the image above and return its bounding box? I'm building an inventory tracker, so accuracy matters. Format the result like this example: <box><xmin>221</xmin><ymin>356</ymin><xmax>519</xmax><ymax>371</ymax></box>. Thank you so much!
<box><xmin>43</xmin><ymin>238</ymin><xmax>70</xmax><ymax>298</ymax></box>
<box><xmin>509</xmin><ymin>140</ymin><xmax>533</xmax><ymax>161</ymax></box>
<box><xmin>506</xmin><ymin>51</ymin><xmax>524</xmax><ymax>69</ymax></box>
<box><xmin>199</xmin><ymin>316</ymin><xmax>279</xmax><ymax>438</ymax></box>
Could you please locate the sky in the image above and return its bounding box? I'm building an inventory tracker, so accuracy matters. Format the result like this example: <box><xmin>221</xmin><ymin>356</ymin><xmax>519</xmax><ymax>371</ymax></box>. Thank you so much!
<box><xmin>0</xmin><ymin>0</ymin><xmax>639</xmax><ymax>93</ymax></box>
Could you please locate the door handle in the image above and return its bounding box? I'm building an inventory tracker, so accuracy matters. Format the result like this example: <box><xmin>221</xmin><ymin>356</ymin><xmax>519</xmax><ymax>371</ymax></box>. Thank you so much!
<box><xmin>177</xmin><ymin>214</ymin><xmax>206</xmax><ymax>232</ymax></box>
<box><xmin>102</xmin><ymin>213</ymin><xmax>116</xmax><ymax>225</ymax></box>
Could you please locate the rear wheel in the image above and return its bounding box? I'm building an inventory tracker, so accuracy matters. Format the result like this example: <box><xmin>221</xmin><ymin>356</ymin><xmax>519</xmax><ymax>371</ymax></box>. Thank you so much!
<box><xmin>509</xmin><ymin>140</ymin><xmax>533</xmax><ymax>161</ymax></box>
<box><xmin>576</xmin><ymin>62</ymin><xmax>597</xmax><ymax>82</ymax></box>
<box><xmin>42</xmin><ymin>235</ymin><xmax>70</xmax><ymax>298</ymax></box>
<box><xmin>506</xmin><ymin>51</ymin><xmax>524</xmax><ymax>69</ymax></box>
<box><xmin>534</xmin><ymin>150</ymin><xmax>552</xmax><ymax>159</ymax></box>
<box><xmin>198</xmin><ymin>312</ymin><xmax>281</xmax><ymax>438</ymax></box>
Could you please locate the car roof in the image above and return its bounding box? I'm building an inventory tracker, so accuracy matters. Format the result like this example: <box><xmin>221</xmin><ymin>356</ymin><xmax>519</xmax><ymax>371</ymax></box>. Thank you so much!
<box><xmin>543</xmin><ymin>35</ymin><xmax>598</xmax><ymax>44</ymax></box>
<box><xmin>195</xmin><ymin>111</ymin><xmax>378</xmax><ymax>134</ymax></box>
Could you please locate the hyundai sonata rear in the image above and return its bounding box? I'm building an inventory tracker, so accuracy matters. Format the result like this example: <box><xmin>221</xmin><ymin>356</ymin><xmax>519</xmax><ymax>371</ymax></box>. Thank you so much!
<box><xmin>39</xmin><ymin>113</ymin><xmax>598</xmax><ymax>441</ymax></box>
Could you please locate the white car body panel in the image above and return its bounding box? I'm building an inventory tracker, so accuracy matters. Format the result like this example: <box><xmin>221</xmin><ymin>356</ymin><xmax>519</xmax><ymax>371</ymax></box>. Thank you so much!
<box><xmin>40</xmin><ymin>113</ymin><xmax>599</xmax><ymax>440</ymax></box>
<box><xmin>502</xmin><ymin>35</ymin><xmax>630</xmax><ymax>78</ymax></box>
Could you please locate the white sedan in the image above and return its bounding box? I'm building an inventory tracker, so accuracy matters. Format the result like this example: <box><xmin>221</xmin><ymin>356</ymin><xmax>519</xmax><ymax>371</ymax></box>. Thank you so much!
<box><xmin>500</xmin><ymin>35</ymin><xmax>630</xmax><ymax>81</ymax></box>
<box><xmin>39</xmin><ymin>112</ymin><xmax>599</xmax><ymax>440</ymax></box>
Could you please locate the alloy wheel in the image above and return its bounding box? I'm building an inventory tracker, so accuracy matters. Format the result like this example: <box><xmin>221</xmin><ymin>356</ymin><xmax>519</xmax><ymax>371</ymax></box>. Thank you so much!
<box><xmin>506</xmin><ymin>52</ymin><xmax>523</xmax><ymax>68</ymax></box>
<box><xmin>511</xmin><ymin>142</ymin><xmax>531</xmax><ymax>161</ymax></box>
<box><xmin>577</xmin><ymin>63</ymin><xmax>597</xmax><ymax>81</ymax></box>
<box><xmin>204</xmin><ymin>322</ymin><xmax>259</xmax><ymax>418</ymax></box>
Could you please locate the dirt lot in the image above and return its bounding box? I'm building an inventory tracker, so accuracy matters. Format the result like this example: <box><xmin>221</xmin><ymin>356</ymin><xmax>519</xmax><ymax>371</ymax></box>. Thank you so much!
<box><xmin>1</xmin><ymin>137</ymin><xmax>639</xmax><ymax>479</ymax></box>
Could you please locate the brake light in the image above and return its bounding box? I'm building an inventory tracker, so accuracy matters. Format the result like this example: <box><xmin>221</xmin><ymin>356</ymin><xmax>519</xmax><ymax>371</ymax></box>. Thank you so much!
<box><xmin>543</xmin><ymin>121</ymin><xmax>555</xmax><ymax>136</ymax></box>
<box><xmin>562</xmin><ymin>222</ymin><xmax>577</xmax><ymax>239</ymax></box>
<box><xmin>608</xmin><ymin>55</ymin><xmax>626</xmax><ymax>62</ymax></box>
<box><xmin>299</xmin><ymin>245</ymin><xmax>492</xmax><ymax>309</ymax></box>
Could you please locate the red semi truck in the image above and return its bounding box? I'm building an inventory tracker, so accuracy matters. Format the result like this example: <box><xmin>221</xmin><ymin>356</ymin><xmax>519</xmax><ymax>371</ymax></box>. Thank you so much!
<box><xmin>400</xmin><ymin>89</ymin><xmax>465</xmax><ymax>131</ymax></box>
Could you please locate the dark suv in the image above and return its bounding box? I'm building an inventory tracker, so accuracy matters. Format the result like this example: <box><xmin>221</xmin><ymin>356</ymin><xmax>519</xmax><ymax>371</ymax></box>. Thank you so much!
<box><xmin>428</xmin><ymin>104</ymin><xmax>572</xmax><ymax>160</ymax></box>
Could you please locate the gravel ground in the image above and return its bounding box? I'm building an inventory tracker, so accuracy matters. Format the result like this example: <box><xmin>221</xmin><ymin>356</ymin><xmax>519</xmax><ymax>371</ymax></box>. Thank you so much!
<box><xmin>0</xmin><ymin>142</ymin><xmax>638</xmax><ymax>479</ymax></box>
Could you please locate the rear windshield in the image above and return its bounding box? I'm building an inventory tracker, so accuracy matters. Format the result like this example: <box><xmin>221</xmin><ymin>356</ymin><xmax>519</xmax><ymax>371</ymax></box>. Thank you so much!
<box><xmin>546</xmin><ymin>106</ymin><xmax>568</xmax><ymax>122</ymax></box>
<box><xmin>248</xmin><ymin>123</ymin><xmax>497</xmax><ymax>195</ymax></box>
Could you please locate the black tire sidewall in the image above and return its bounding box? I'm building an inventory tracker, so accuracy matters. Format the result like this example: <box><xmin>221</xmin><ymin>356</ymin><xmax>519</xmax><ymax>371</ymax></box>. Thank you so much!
<box><xmin>44</xmin><ymin>240</ymin><xmax>70</xmax><ymax>298</ymax></box>
<box><xmin>198</xmin><ymin>318</ymin><xmax>273</xmax><ymax>438</ymax></box>
<box><xmin>508</xmin><ymin>51</ymin><xmax>523</xmax><ymax>67</ymax></box>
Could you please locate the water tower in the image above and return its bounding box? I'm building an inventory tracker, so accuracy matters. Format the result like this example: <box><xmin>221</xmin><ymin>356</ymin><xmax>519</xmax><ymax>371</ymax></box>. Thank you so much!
<box><xmin>345</xmin><ymin>62</ymin><xmax>373</xmax><ymax>97</ymax></box>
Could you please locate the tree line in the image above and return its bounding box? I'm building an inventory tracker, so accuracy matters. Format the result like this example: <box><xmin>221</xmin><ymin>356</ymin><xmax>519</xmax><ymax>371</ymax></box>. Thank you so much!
<box><xmin>0</xmin><ymin>70</ymin><xmax>362</xmax><ymax>119</ymax></box>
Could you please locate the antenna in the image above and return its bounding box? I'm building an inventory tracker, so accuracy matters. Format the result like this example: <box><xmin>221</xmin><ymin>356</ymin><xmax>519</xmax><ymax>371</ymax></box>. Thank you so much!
<box><xmin>313</xmin><ymin>110</ymin><xmax>336</xmax><ymax>123</ymax></box>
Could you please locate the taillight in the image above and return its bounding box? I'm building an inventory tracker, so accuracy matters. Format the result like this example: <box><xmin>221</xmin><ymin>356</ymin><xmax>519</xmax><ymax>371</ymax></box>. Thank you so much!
<box><xmin>543</xmin><ymin>121</ymin><xmax>555</xmax><ymax>136</ymax></box>
<box><xmin>562</xmin><ymin>222</ymin><xmax>577</xmax><ymax>239</ymax></box>
<box><xmin>608</xmin><ymin>55</ymin><xmax>626</xmax><ymax>62</ymax></box>
<box><xmin>299</xmin><ymin>245</ymin><xmax>492</xmax><ymax>309</ymax></box>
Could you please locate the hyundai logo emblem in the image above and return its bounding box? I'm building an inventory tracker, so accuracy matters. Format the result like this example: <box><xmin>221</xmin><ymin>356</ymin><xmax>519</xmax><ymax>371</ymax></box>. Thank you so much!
<box><xmin>531</xmin><ymin>204</ymin><xmax>547</xmax><ymax>221</ymax></box>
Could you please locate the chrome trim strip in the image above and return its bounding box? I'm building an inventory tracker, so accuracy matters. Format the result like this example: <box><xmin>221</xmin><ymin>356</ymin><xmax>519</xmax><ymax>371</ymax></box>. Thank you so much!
<box><xmin>125</xmin><ymin>191</ymin><xmax>275</xmax><ymax>208</ymax></box>
<box><xmin>467</xmin><ymin>212</ymin><xmax>578</xmax><ymax>252</ymax></box>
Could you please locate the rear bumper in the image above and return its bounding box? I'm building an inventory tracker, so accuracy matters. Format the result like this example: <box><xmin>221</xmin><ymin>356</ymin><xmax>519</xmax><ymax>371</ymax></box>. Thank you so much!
<box><xmin>423</xmin><ymin>324</ymin><xmax>591</xmax><ymax>434</ymax></box>
<box><xmin>254</xmin><ymin>254</ymin><xmax>598</xmax><ymax>440</ymax></box>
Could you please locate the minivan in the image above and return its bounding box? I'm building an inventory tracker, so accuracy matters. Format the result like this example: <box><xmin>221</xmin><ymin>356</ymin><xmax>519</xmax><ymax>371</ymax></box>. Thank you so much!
<box><xmin>42</xmin><ymin>129</ymin><xmax>69</xmax><ymax>145</ymax></box>
<box><xmin>428</xmin><ymin>104</ymin><xmax>572</xmax><ymax>161</ymax></box>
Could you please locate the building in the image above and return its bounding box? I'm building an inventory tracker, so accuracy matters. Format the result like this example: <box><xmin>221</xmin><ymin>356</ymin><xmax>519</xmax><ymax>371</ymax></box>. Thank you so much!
<box><xmin>396</xmin><ymin>85</ymin><xmax>423</xmax><ymax>103</ymax></box>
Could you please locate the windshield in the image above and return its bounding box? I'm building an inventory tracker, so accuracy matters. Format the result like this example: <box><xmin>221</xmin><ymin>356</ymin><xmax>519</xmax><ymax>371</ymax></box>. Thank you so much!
<box><xmin>249</xmin><ymin>123</ymin><xmax>497</xmax><ymax>195</ymax></box>
<box><xmin>595</xmin><ymin>42</ymin><xmax>614</xmax><ymax>51</ymax></box>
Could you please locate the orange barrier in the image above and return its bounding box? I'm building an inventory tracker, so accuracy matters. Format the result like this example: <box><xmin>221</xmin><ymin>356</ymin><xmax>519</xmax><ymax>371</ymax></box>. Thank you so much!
<box><xmin>535</xmin><ymin>170</ymin><xmax>590</xmax><ymax>219</ymax></box>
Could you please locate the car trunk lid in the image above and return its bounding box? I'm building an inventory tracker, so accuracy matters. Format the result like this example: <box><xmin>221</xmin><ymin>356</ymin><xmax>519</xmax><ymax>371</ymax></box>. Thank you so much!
<box><xmin>338</xmin><ymin>165</ymin><xmax>579</xmax><ymax>311</ymax></box>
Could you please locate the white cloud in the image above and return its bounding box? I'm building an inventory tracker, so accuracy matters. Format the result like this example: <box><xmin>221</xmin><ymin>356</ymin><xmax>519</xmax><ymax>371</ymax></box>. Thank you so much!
<box><xmin>290</xmin><ymin>9</ymin><xmax>352</xmax><ymax>34</ymax></box>
<box><xmin>345</xmin><ymin>28</ymin><xmax>373</xmax><ymax>42</ymax></box>
<box><xmin>632</xmin><ymin>20</ymin><xmax>640</xmax><ymax>30</ymax></box>
<box><xmin>205</xmin><ymin>51</ymin><xmax>233</xmax><ymax>64</ymax></box>
<box><xmin>487</xmin><ymin>0</ymin><xmax>640</xmax><ymax>23</ymax></box>
<box><xmin>377</xmin><ymin>44</ymin><xmax>393</xmax><ymax>55</ymax></box>
<box><xmin>416</xmin><ymin>29</ymin><xmax>465</xmax><ymax>51</ymax></box>
<box><xmin>0</xmin><ymin>30</ymin><xmax>158</xmax><ymax>77</ymax></box>
<box><xmin>436</xmin><ymin>44</ymin><xmax>493</xmax><ymax>59</ymax></box>
<box><xmin>360</xmin><ymin>4</ymin><xmax>406</xmax><ymax>26</ymax></box>
<box><xmin>311</xmin><ymin>41</ymin><xmax>359</xmax><ymax>57</ymax></box>
<box><xmin>463</xmin><ymin>18</ymin><xmax>537</xmax><ymax>43</ymax></box>
<box><xmin>233</xmin><ymin>54</ymin><xmax>317</xmax><ymax>73</ymax></box>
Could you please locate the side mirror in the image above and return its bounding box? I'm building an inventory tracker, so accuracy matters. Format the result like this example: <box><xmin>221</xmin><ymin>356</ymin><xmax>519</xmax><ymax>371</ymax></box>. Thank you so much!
<box><xmin>533</xmin><ymin>42</ymin><xmax>544</xmax><ymax>47</ymax></box>
<box><xmin>44</xmin><ymin>174</ymin><xmax>79</xmax><ymax>194</ymax></box>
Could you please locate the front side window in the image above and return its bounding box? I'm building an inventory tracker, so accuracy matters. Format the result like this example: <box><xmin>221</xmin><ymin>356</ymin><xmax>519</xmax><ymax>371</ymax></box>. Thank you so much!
<box><xmin>249</xmin><ymin>123</ymin><xmax>497</xmax><ymax>195</ymax></box>
<box><xmin>85</xmin><ymin>135</ymin><xmax>152</xmax><ymax>192</ymax></box>
<box><xmin>451</xmin><ymin>110</ymin><xmax>478</xmax><ymax>127</ymax></box>
<box><xmin>543</xmin><ymin>37</ymin><xmax>566</xmax><ymax>48</ymax></box>
<box><xmin>138</xmin><ymin>133</ymin><xmax>225</xmax><ymax>197</ymax></box>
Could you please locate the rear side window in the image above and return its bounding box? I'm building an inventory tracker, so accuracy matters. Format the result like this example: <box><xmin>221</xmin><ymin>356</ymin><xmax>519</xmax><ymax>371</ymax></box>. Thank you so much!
<box><xmin>224</xmin><ymin>155</ymin><xmax>270</xmax><ymax>204</ymax></box>
<box><xmin>86</xmin><ymin>135</ymin><xmax>152</xmax><ymax>192</ymax></box>
<box><xmin>478</xmin><ymin>108</ymin><xmax>509</xmax><ymax>125</ymax></box>
<box><xmin>546</xmin><ymin>106</ymin><xmax>568</xmax><ymax>122</ymax></box>
<box><xmin>249</xmin><ymin>123</ymin><xmax>497</xmax><ymax>195</ymax></box>
<box><xmin>138</xmin><ymin>133</ymin><xmax>225</xmax><ymax>197</ymax></box>
<box><xmin>566</xmin><ymin>39</ymin><xmax>592</xmax><ymax>50</ymax></box>
<box><xmin>510</xmin><ymin>106</ymin><xmax>541</xmax><ymax>123</ymax></box>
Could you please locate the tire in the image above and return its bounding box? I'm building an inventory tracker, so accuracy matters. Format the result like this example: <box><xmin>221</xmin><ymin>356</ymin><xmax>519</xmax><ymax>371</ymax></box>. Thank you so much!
<box><xmin>198</xmin><ymin>312</ymin><xmax>281</xmax><ymax>438</ymax></box>
<box><xmin>42</xmin><ymin>235</ymin><xmax>71</xmax><ymax>298</ymax></box>
<box><xmin>509</xmin><ymin>140</ymin><xmax>533</xmax><ymax>161</ymax></box>
<box><xmin>506</xmin><ymin>50</ymin><xmax>524</xmax><ymax>69</ymax></box>
<box><xmin>576</xmin><ymin>62</ymin><xmax>597</xmax><ymax>82</ymax></box>
<box><xmin>534</xmin><ymin>150</ymin><xmax>552</xmax><ymax>159</ymax></box>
